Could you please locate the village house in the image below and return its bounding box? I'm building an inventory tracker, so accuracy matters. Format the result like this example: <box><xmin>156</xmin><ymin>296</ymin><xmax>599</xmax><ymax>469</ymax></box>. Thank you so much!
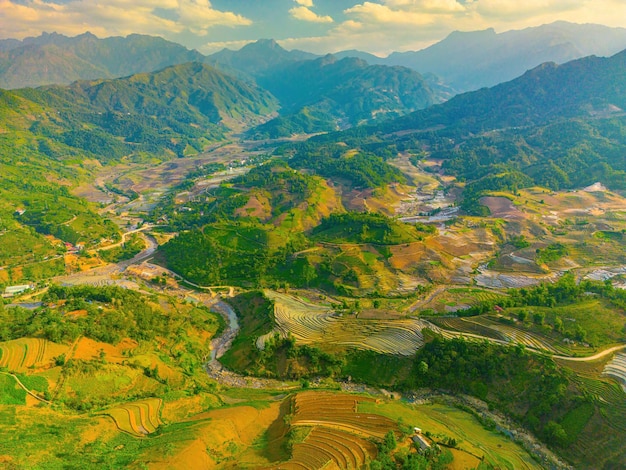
<box><xmin>2</xmin><ymin>284</ymin><xmax>34</xmax><ymax>298</ymax></box>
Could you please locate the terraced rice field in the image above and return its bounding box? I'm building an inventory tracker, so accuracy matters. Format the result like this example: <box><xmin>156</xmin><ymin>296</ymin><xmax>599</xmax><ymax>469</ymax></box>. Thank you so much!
<box><xmin>291</xmin><ymin>393</ymin><xmax>397</xmax><ymax>439</ymax></box>
<box><xmin>260</xmin><ymin>291</ymin><xmax>439</xmax><ymax>355</ymax></box>
<box><xmin>289</xmin><ymin>428</ymin><xmax>378</xmax><ymax>470</ymax></box>
<box><xmin>420</xmin><ymin>287</ymin><xmax>506</xmax><ymax>313</ymax></box>
<box><xmin>467</xmin><ymin>317</ymin><xmax>559</xmax><ymax>353</ymax></box>
<box><xmin>270</xmin><ymin>392</ymin><xmax>395</xmax><ymax>469</ymax></box>
<box><xmin>0</xmin><ymin>338</ymin><xmax>68</xmax><ymax>372</ymax></box>
<box><xmin>103</xmin><ymin>398</ymin><xmax>163</xmax><ymax>437</ymax></box>
<box><xmin>602</xmin><ymin>353</ymin><xmax>626</xmax><ymax>392</ymax></box>
<box><xmin>431</xmin><ymin>317</ymin><xmax>509</xmax><ymax>342</ymax></box>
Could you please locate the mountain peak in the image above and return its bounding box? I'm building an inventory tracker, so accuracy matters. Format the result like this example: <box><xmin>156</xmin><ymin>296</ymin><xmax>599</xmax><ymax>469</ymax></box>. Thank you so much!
<box><xmin>254</xmin><ymin>39</ymin><xmax>280</xmax><ymax>48</ymax></box>
<box><xmin>446</xmin><ymin>28</ymin><xmax>496</xmax><ymax>40</ymax></box>
<box><xmin>238</xmin><ymin>39</ymin><xmax>283</xmax><ymax>52</ymax></box>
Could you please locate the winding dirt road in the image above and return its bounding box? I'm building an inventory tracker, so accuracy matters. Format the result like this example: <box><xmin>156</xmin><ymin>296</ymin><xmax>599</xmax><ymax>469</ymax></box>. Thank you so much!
<box><xmin>552</xmin><ymin>344</ymin><xmax>626</xmax><ymax>362</ymax></box>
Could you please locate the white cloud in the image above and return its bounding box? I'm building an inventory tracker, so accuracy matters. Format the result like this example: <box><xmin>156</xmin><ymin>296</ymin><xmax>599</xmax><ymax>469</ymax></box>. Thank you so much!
<box><xmin>3</xmin><ymin>0</ymin><xmax>626</xmax><ymax>57</ymax></box>
<box><xmin>0</xmin><ymin>0</ymin><xmax>251</xmax><ymax>40</ymax></box>
<box><xmin>385</xmin><ymin>0</ymin><xmax>466</xmax><ymax>13</ymax></box>
<box><xmin>332</xmin><ymin>0</ymin><xmax>626</xmax><ymax>55</ymax></box>
<box><xmin>289</xmin><ymin>6</ymin><xmax>333</xmax><ymax>23</ymax></box>
<box><xmin>346</xmin><ymin>2</ymin><xmax>435</xmax><ymax>26</ymax></box>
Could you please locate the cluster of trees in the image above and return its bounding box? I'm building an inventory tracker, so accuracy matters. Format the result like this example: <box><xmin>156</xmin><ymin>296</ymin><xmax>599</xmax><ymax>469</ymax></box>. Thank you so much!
<box><xmin>313</xmin><ymin>212</ymin><xmax>434</xmax><ymax>245</ymax></box>
<box><xmin>311</xmin><ymin>211</ymin><xmax>436</xmax><ymax>245</ymax></box>
<box><xmin>98</xmin><ymin>233</ymin><xmax>145</xmax><ymax>263</ymax></box>
<box><xmin>286</xmin><ymin>141</ymin><xmax>405</xmax><ymax>189</ymax></box>
<box><xmin>370</xmin><ymin>430</ymin><xmax>455</xmax><ymax>470</ymax></box>
<box><xmin>410</xmin><ymin>336</ymin><xmax>580</xmax><ymax>446</ymax></box>
<box><xmin>0</xmin><ymin>285</ymin><xmax>222</xmax><ymax>346</ymax></box>
<box><xmin>535</xmin><ymin>243</ymin><xmax>569</xmax><ymax>265</ymax></box>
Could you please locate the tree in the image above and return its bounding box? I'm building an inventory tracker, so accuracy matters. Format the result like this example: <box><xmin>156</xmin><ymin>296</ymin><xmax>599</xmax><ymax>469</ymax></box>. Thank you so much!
<box><xmin>417</xmin><ymin>360</ymin><xmax>429</xmax><ymax>375</ymax></box>
<box><xmin>544</xmin><ymin>421</ymin><xmax>568</xmax><ymax>446</ymax></box>
<box><xmin>382</xmin><ymin>430</ymin><xmax>397</xmax><ymax>453</ymax></box>
<box><xmin>533</xmin><ymin>312</ymin><xmax>544</xmax><ymax>326</ymax></box>
<box><xmin>553</xmin><ymin>317</ymin><xmax>564</xmax><ymax>333</ymax></box>
<box><xmin>574</xmin><ymin>325</ymin><xmax>587</xmax><ymax>342</ymax></box>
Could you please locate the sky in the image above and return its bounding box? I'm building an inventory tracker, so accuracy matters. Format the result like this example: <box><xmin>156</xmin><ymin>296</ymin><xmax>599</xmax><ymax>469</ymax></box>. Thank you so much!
<box><xmin>2</xmin><ymin>0</ymin><xmax>626</xmax><ymax>56</ymax></box>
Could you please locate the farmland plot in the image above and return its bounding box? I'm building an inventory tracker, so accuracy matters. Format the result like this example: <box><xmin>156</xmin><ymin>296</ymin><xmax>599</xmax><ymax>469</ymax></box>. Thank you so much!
<box><xmin>431</xmin><ymin>317</ymin><xmax>509</xmax><ymax>342</ymax></box>
<box><xmin>291</xmin><ymin>392</ymin><xmax>398</xmax><ymax>439</ymax></box>
<box><xmin>0</xmin><ymin>338</ymin><xmax>68</xmax><ymax>372</ymax></box>
<box><xmin>269</xmin><ymin>392</ymin><xmax>395</xmax><ymax>469</ymax></box>
<box><xmin>468</xmin><ymin>317</ymin><xmax>559</xmax><ymax>353</ymax></box>
<box><xmin>103</xmin><ymin>398</ymin><xmax>163</xmax><ymax>437</ymax></box>
<box><xmin>259</xmin><ymin>291</ymin><xmax>439</xmax><ymax>355</ymax></box>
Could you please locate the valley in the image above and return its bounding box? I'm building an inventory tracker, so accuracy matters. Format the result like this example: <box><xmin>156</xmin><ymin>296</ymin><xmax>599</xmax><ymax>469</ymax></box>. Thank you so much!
<box><xmin>4</xmin><ymin>129</ymin><xmax>625</xmax><ymax>468</ymax></box>
<box><xmin>2</xmin><ymin>21</ymin><xmax>626</xmax><ymax>470</ymax></box>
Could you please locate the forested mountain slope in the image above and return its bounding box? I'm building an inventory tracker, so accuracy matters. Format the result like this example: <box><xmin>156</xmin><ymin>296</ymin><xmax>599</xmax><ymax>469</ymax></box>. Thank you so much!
<box><xmin>250</xmin><ymin>55</ymin><xmax>442</xmax><ymax>138</ymax></box>
<box><xmin>305</xmin><ymin>49</ymin><xmax>626</xmax><ymax>201</ymax></box>
<box><xmin>0</xmin><ymin>63</ymin><xmax>277</xmax><ymax>277</ymax></box>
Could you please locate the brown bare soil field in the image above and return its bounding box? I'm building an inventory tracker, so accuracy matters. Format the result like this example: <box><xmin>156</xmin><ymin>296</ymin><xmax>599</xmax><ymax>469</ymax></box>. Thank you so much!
<box><xmin>388</xmin><ymin>243</ymin><xmax>426</xmax><ymax>270</ymax></box>
<box><xmin>145</xmin><ymin>402</ymin><xmax>283</xmax><ymax>468</ymax></box>
<box><xmin>429</xmin><ymin>229</ymin><xmax>495</xmax><ymax>259</ymax></box>
<box><xmin>64</xmin><ymin>253</ymin><xmax>106</xmax><ymax>272</ymax></box>
<box><xmin>235</xmin><ymin>194</ymin><xmax>271</xmax><ymax>220</ymax></box>
<box><xmin>72</xmin><ymin>337</ymin><xmax>137</xmax><ymax>363</ymax></box>
<box><xmin>161</xmin><ymin>394</ymin><xmax>221</xmax><ymax>423</ymax></box>
<box><xmin>72</xmin><ymin>183</ymin><xmax>112</xmax><ymax>205</ymax></box>
<box><xmin>480</xmin><ymin>196</ymin><xmax>526</xmax><ymax>220</ymax></box>
<box><xmin>65</xmin><ymin>309</ymin><xmax>88</xmax><ymax>319</ymax></box>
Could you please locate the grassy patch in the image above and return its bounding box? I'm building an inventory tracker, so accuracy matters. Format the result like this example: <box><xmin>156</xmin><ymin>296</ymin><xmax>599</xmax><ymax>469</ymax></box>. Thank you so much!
<box><xmin>559</xmin><ymin>402</ymin><xmax>595</xmax><ymax>445</ymax></box>
<box><xmin>0</xmin><ymin>374</ymin><xmax>26</xmax><ymax>405</ymax></box>
<box><xmin>359</xmin><ymin>401</ymin><xmax>541</xmax><ymax>469</ymax></box>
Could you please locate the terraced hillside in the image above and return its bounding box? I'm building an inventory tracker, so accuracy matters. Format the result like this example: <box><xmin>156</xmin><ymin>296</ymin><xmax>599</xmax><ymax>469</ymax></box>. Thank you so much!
<box><xmin>268</xmin><ymin>391</ymin><xmax>397</xmax><ymax>469</ymax></box>
<box><xmin>603</xmin><ymin>353</ymin><xmax>626</xmax><ymax>392</ymax></box>
<box><xmin>103</xmin><ymin>398</ymin><xmax>163</xmax><ymax>437</ymax></box>
<box><xmin>259</xmin><ymin>291</ymin><xmax>435</xmax><ymax>355</ymax></box>
<box><xmin>0</xmin><ymin>338</ymin><xmax>69</xmax><ymax>372</ymax></box>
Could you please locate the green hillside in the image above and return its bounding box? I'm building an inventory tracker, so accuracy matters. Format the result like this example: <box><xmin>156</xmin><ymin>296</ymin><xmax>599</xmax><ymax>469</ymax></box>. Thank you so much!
<box><xmin>0</xmin><ymin>63</ymin><xmax>278</xmax><ymax>278</ymax></box>
<box><xmin>293</xmin><ymin>48</ymin><xmax>626</xmax><ymax>214</ymax></box>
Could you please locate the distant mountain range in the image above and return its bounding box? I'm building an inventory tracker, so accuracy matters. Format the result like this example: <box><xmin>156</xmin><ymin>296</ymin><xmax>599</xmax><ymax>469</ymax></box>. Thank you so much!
<box><xmin>321</xmin><ymin>48</ymin><xmax>626</xmax><ymax>199</ymax></box>
<box><xmin>4</xmin><ymin>21</ymin><xmax>626</xmax><ymax>97</ymax></box>
<box><xmin>385</xmin><ymin>21</ymin><xmax>626</xmax><ymax>92</ymax></box>
<box><xmin>0</xmin><ymin>32</ymin><xmax>204</xmax><ymax>89</ymax></box>
<box><xmin>206</xmin><ymin>39</ymin><xmax>317</xmax><ymax>77</ymax></box>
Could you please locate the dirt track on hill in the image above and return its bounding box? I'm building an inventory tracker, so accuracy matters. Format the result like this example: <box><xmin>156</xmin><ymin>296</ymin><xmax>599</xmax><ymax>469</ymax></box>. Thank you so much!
<box><xmin>552</xmin><ymin>344</ymin><xmax>626</xmax><ymax>362</ymax></box>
